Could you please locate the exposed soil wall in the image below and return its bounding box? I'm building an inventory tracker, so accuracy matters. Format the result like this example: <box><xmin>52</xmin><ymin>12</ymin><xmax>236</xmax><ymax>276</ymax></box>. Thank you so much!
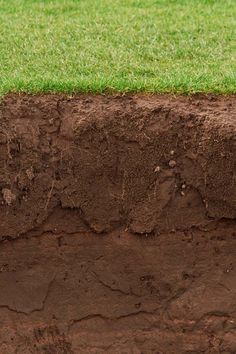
<box><xmin>0</xmin><ymin>94</ymin><xmax>235</xmax><ymax>353</ymax></box>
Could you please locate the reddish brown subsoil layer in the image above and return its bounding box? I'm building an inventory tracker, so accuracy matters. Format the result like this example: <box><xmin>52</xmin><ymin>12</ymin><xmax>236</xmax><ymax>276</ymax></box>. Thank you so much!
<box><xmin>0</xmin><ymin>94</ymin><xmax>235</xmax><ymax>353</ymax></box>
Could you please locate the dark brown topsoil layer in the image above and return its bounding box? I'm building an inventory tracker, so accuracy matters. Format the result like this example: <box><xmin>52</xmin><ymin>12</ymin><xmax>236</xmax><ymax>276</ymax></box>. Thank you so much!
<box><xmin>0</xmin><ymin>93</ymin><xmax>236</xmax><ymax>238</ymax></box>
<box><xmin>0</xmin><ymin>94</ymin><xmax>235</xmax><ymax>353</ymax></box>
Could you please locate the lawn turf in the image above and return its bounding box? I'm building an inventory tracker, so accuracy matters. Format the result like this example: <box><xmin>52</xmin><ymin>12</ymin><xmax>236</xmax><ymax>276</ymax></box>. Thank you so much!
<box><xmin>0</xmin><ymin>0</ymin><xmax>235</xmax><ymax>95</ymax></box>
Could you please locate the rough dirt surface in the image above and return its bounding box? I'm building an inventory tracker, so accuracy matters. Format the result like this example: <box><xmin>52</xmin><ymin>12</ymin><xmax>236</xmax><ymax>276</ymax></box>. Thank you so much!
<box><xmin>0</xmin><ymin>94</ymin><xmax>235</xmax><ymax>353</ymax></box>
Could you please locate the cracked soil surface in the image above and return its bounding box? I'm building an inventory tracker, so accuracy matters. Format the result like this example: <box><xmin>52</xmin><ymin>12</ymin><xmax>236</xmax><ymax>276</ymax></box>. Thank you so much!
<box><xmin>0</xmin><ymin>94</ymin><xmax>235</xmax><ymax>353</ymax></box>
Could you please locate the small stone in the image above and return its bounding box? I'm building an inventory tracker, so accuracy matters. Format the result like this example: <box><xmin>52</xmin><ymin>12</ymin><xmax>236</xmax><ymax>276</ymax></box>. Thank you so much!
<box><xmin>2</xmin><ymin>188</ymin><xmax>16</xmax><ymax>206</ymax></box>
<box><xmin>170</xmin><ymin>150</ymin><xmax>175</xmax><ymax>155</ymax></box>
<box><xmin>181</xmin><ymin>191</ymin><xmax>185</xmax><ymax>196</ymax></box>
<box><xmin>182</xmin><ymin>183</ymin><xmax>186</xmax><ymax>189</ymax></box>
<box><xmin>26</xmin><ymin>167</ymin><xmax>35</xmax><ymax>180</ymax></box>
<box><xmin>154</xmin><ymin>166</ymin><xmax>161</xmax><ymax>173</ymax></box>
<box><xmin>168</xmin><ymin>160</ymin><xmax>176</xmax><ymax>168</ymax></box>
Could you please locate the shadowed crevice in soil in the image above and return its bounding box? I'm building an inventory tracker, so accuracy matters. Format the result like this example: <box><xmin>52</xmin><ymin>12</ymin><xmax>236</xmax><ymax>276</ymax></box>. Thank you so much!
<box><xmin>0</xmin><ymin>94</ymin><xmax>235</xmax><ymax>238</ymax></box>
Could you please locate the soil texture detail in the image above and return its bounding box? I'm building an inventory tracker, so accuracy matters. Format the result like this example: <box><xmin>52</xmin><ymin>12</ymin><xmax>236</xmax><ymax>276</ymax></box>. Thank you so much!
<box><xmin>0</xmin><ymin>94</ymin><xmax>235</xmax><ymax>353</ymax></box>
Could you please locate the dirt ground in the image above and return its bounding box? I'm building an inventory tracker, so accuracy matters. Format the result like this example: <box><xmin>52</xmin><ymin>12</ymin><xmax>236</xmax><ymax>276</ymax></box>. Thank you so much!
<box><xmin>0</xmin><ymin>94</ymin><xmax>235</xmax><ymax>353</ymax></box>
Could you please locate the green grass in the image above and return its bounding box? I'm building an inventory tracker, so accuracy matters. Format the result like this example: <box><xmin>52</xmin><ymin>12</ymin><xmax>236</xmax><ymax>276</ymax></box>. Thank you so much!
<box><xmin>0</xmin><ymin>0</ymin><xmax>235</xmax><ymax>95</ymax></box>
